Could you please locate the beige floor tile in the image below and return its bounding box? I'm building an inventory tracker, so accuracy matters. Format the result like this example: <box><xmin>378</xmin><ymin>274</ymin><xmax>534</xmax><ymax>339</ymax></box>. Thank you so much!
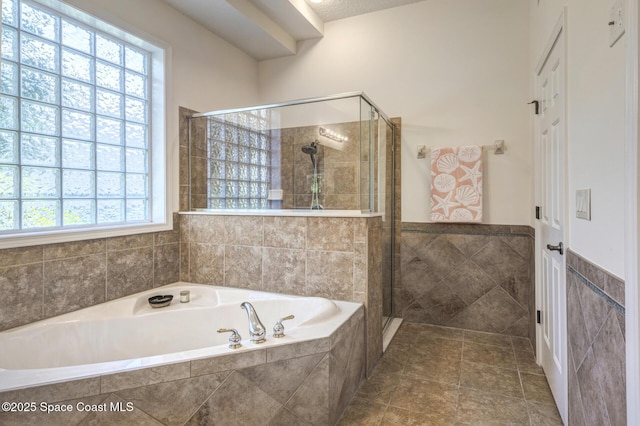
<box><xmin>462</xmin><ymin>341</ymin><xmax>517</xmax><ymax>370</ymax></box>
<box><xmin>456</xmin><ymin>387</ymin><xmax>529</xmax><ymax>424</ymax></box>
<box><xmin>357</xmin><ymin>371</ymin><xmax>400</xmax><ymax>405</ymax></box>
<box><xmin>389</xmin><ymin>376</ymin><xmax>458</xmax><ymax>416</ymax></box>
<box><xmin>527</xmin><ymin>401</ymin><xmax>563</xmax><ymax>425</ymax></box>
<box><xmin>460</xmin><ymin>361</ymin><xmax>524</xmax><ymax>399</ymax></box>
<box><xmin>414</xmin><ymin>324</ymin><xmax>466</xmax><ymax>341</ymax></box>
<box><xmin>520</xmin><ymin>372</ymin><xmax>556</xmax><ymax>405</ymax></box>
<box><xmin>413</xmin><ymin>336</ymin><xmax>464</xmax><ymax>360</ymax></box>
<box><xmin>395</xmin><ymin>323</ymin><xmax>465</xmax><ymax>343</ymax></box>
<box><xmin>337</xmin><ymin>397</ymin><xmax>387</xmax><ymax>426</ymax></box>
<box><xmin>381</xmin><ymin>405</ymin><xmax>457</xmax><ymax>426</ymax></box>
<box><xmin>464</xmin><ymin>330</ymin><xmax>513</xmax><ymax>347</ymax></box>
<box><xmin>342</xmin><ymin>326</ymin><xmax>561</xmax><ymax>426</ymax></box>
<box><xmin>511</xmin><ymin>336</ymin><xmax>534</xmax><ymax>353</ymax></box>
<box><xmin>514</xmin><ymin>350</ymin><xmax>544</xmax><ymax>375</ymax></box>
<box><xmin>403</xmin><ymin>351</ymin><xmax>461</xmax><ymax>385</ymax></box>
<box><xmin>373</xmin><ymin>354</ymin><xmax>405</xmax><ymax>376</ymax></box>
<box><xmin>381</xmin><ymin>342</ymin><xmax>412</xmax><ymax>365</ymax></box>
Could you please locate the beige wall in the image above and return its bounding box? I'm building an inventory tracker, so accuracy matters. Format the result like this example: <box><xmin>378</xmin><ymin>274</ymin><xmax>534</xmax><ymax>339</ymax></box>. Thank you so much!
<box><xmin>531</xmin><ymin>0</ymin><xmax>626</xmax><ymax>278</ymax></box>
<box><xmin>258</xmin><ymin>0</ymin><xmax>531</xmax><ymax>225</ymax></box>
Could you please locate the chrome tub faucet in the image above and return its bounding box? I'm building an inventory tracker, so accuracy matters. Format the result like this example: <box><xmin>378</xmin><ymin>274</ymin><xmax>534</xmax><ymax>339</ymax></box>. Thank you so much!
<box><xmin>240</xmin><ymin>302</ymin><xmax>266</xmax><ymax>343</ymax></box>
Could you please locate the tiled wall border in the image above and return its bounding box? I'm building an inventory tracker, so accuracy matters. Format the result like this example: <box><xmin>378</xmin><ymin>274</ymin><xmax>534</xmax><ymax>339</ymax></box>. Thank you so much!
<box><xmin>568</xmin><ymin>265</ymin><xmax>625</xmax><ymax>315</ymax></box>
<box><xmin>567</xmin><ymin>249</ymin><xmax>625</xmax><ymax>309</ymax></box>
<box><xmin>401</xmin><ymin>222</ymin><xmax>535</xmax><ymax>238</ymax></box>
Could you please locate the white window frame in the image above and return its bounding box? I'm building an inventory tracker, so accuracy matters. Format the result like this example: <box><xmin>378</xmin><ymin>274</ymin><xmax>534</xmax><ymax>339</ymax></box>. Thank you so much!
<box><xmin>0</xmin><ymin>0</ymin><xmax>172</xmax><ymax>249</ymax></box>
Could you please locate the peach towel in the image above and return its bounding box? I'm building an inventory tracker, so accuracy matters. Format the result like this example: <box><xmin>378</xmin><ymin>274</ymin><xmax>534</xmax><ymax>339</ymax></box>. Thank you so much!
<box><xmin>430</xmin><ymin>146</ymin><xmax>483</xmax><ymax>223</ymax></box>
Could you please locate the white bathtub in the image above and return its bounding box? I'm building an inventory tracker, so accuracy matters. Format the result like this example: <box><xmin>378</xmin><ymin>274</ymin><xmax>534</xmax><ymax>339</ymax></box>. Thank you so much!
<box><xmin>0</xmin><ymin>282</ymin><xmax>362</xmax><ymax>392</ymax></box>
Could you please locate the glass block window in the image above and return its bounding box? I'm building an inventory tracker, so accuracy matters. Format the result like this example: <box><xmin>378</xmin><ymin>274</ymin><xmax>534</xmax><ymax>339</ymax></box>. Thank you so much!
<box><xmin>207</xmin><ymin>111</ymin><xmax>270</xmax><ymax>209</ymax></box>
<box><xmin>0</xmin><ymin>0</ymin><xmax>151</xmax><ymax>232</ymax></box>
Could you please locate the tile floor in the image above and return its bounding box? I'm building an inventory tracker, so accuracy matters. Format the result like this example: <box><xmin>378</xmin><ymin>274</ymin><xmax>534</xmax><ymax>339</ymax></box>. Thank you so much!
<box><xmin>338</xmin><ymin>322</ymin><xmax>564</xmax><ymax>425</ymax></box>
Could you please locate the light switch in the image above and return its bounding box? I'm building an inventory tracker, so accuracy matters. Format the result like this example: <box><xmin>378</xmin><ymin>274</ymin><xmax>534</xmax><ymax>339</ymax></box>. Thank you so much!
<box><xmin>576</xmin><ymin>189</ymin><xmax>591</xmax><ymax>220</ymax></box>
<box><xmin>609</xmin><ymin>0</ymin><xmax>625</xmax><ymax>47</ymax></box>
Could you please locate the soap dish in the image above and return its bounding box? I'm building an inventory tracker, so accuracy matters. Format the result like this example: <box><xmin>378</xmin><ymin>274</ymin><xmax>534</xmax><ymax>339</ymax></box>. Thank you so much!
<box><xmin>148</xmin><ymin>295</ymin><xmax>173</xmax><ymax>308</ymax></box>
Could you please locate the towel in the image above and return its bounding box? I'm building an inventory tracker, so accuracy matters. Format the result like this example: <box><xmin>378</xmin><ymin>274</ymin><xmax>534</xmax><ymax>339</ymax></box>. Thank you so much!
<box><xmin>430</xmin><ymin>146</ymin><xmax>483</xmax><ymax>223</ymax></box>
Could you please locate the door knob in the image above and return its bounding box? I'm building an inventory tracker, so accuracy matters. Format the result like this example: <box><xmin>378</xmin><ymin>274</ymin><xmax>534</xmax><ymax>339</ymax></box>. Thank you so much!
<box><xmin>546</xmin><ymin>242</ymin><xmax>563</xmax><ymax>255</ymax></box>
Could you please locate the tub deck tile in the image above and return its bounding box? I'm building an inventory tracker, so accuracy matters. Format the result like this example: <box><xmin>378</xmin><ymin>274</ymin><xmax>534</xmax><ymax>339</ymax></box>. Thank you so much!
<box><xmin>239</xmin><ymin>352</ymin><xmax>325</xmax><ymax>405</ymax></box>
<box><xmin>186</xmin><ymin>371</ymin><xmax>280</xmax><ymax>426</ymax></box>
<box><xmin>0</xmin><ymin>376</ymin><xmax>101</xmax><ymax>404</ymax></box>
<box><xmin>190</xmin><ymin>349</ymin><xmax>267</xmax><ymax>377</ymax></box>
<box><xmin>101</xmin><ymin>362</ymin><xmax>191</xmax><ymax>394</ymax></box>
<box><xmin>114</xmin><ymin>371</ymin><xmax>229</xmax><ymax>425</ymax></box>
<box><xmin>266</xmin><ymin>337</ymin><xmax>331</xmax><ymax>363</ymax></box>
<box><xmin>285</xmin><ymin>354</ymin><xmax>331</xmax><ymax>425</ymax></box>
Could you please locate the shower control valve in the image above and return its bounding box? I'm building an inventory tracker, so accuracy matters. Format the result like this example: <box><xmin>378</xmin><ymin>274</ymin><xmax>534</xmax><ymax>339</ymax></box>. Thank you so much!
<box><xmin>273</xmin><ymin>315</ymin><xmax>295</xmax><ymax>338</ymax></box>
<box><xmin>217</xmin><ymin>328</ymin><xmax>242</xmax><ymax>349</ymax></box>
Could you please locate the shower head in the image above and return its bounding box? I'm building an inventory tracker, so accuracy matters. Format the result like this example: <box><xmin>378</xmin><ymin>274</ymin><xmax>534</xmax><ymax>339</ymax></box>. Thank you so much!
<box><xmin>301</xmin><ymin>140</ymin><xmax>318</xmax><ymax>155</ymax></box>
<box><xmin>301</xmin><ymin>140</ymin><xmax>319</xmax><ymax>169</ymax></box>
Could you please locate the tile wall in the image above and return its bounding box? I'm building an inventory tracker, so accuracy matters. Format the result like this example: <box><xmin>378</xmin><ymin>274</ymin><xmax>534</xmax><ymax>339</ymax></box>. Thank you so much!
<box><xmin>567</xmin><ymin>249</ymin><xmax>626</xmax><ymax>425</ymax></box>
<box><xmin>181</xmin><ymin>213</ymin><xmax>383</xmax><ymax>375</ymax></box>
<box><xmin>0</xmin><ymin>305</ymin><xmax>365</xmax><ymax>426</ymax></box>
<box><xmin>0</xmin><ymin>218</ymin><xmax>180</xmax><ymax>332</ymax></box>
<box><xmin>397</xmin><ymin>223</ymin><xmax>535</xmax><ymax>341</ymax></box>
<box><xmin>279</xmin><ymin>122</ymin><xmax>363</xmax><ymax>210</ymax></box>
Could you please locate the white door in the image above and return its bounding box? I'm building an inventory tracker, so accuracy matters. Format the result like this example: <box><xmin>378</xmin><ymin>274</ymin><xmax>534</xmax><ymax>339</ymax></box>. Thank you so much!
<box><xmin>535</xmin><ymin>13</ymin><xmax>568</xmax><ymax>424</ymax></box>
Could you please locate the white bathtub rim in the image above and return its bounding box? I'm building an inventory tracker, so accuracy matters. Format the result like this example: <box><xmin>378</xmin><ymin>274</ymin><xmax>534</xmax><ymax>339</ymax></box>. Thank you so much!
<box><xmin>0</xmin><ymin>331</ymin><xmax>334</xmax><ymax>393</ymax></box>
<box><xmin>0</xmin><ymin>283</ymin><xmax>362</xmax><ymax>393</ymax></box>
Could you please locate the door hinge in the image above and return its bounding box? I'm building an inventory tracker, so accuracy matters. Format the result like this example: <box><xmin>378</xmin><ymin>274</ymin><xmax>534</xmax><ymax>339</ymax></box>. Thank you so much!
<box><xmin>535</xmin><ymin>206</ymin><xmax>540</xmax><ymax>220</ymax></box>
<box><xmin>536</xmin><ymin>310</ymin><xmax>542</xmax><ymax>324</ymax></box>
<box><xmin>528</xmin><ymin>100</ymin><xmax>540</xmax><ymax>115</ymax></box>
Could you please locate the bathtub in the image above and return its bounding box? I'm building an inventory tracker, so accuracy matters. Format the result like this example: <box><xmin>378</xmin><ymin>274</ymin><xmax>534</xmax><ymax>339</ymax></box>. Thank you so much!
<box><xmin>0</xmin><ymin>282</ymin><xmax>363</xmax><ymax>393</ymax></box>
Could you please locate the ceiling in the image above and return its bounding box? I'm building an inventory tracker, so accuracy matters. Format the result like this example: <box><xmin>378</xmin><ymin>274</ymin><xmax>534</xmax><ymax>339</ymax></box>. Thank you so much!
<box><xmin>160</xmin><ymin>0</ymin><xmax>425</xmax><ymax>60</ymax></box>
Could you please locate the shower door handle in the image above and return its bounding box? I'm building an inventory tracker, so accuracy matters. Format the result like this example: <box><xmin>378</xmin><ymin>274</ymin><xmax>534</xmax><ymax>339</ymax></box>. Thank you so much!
<box><xmin>546</xmin><ymin>242</ymin><xmax>563</xmax><ymax>255</ymax></box>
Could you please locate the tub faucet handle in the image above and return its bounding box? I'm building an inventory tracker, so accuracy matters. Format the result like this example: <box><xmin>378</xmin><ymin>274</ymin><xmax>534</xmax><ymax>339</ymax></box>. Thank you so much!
<box><xmin>217</xmin><ymin>328</ymin><xmax>242</xmax><ymax>349</ymax></box>
<box><xmin>273</xmin><ymin>315</ymin><xmax>295</xmax><ymax>338</ymax></box>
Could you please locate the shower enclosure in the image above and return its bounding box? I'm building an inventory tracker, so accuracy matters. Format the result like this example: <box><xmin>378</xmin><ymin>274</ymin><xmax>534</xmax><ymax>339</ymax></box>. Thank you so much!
<box><xmin>187</xmin><ymin>92</ymin><xmax>396</xmax><ymax>333</ymax></box>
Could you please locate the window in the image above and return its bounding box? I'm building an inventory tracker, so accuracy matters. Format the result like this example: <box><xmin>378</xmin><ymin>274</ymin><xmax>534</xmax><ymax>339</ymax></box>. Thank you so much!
<box><xmin>207</xmin><ymin>111</ymin><xmax>271</xmax><ymax>209</ymax></box>
<box><xmin>0</xmin><ymin>0</ymin><xmax>167</xmax><ymax>245</ymax></box>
